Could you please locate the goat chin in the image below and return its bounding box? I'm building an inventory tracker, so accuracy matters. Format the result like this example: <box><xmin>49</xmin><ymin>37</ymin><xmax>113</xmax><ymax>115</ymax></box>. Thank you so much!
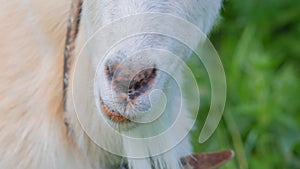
<box><xmin>0</xmin><ymin>0</ymin><xmax>221</xmax><ymax>169</ymax></box>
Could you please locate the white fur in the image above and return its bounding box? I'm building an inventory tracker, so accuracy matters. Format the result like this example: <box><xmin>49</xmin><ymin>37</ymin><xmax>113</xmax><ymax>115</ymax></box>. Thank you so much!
<box><xmin>0</xmin><ymin>0</ymin><xmax>221</xmax><ymax>168</ymax></box>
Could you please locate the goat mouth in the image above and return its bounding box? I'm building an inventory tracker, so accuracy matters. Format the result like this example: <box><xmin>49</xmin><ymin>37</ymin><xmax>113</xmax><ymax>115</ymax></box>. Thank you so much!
<box><xmin>99</xmin><ymin>99</ymin><xmax>130</xmax><ymax>123</ymax></box>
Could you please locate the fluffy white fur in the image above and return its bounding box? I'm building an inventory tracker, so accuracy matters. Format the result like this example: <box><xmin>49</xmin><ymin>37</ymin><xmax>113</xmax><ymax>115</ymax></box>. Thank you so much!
<box><xmin>0</xmin><ymin>0</ymin><xmax>221</xmax><ymax>169</ymax></box>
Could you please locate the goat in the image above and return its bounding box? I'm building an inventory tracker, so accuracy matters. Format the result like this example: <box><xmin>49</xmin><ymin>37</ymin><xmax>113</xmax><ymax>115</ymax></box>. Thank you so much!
<box><xmin>0</xmin><ymin>0</ymin><xmax>231</xmax><ymax>169</ymax></box>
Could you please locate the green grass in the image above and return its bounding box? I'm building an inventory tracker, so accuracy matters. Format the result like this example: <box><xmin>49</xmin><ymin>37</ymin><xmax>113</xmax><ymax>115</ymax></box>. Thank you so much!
<box><xmin>190</xmin><ymin>0</ymin><xmax>300</xmax><ymax>168</ymax></box>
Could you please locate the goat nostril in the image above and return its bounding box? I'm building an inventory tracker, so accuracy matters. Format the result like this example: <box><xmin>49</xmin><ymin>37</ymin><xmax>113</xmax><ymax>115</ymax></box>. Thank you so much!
<box><xmin>128</xmin><ymin>90</ymin><xmax>141</xmax><ymax>100</ymax></box>
<box><xmin>133</xmin><ymin>81</ymin><xmax>142</xmax><ymax>90</ymax></box>
<box><xmin>128</xmin><ymin>92</ymin><xmax>135</xmax><ymax>100</ymax></box>
<box><xmin>128</xmin><ymin>68</ymin><xmax>156</xmax><ymax>98</ymax></box>
<box><xmin>106</xmin><ymin>63</ymin><xmax>156</xmax><ymax>101</ymax></box>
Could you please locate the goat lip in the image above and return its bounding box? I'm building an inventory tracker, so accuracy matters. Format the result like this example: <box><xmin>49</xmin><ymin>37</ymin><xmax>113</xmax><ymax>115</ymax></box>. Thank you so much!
<box><xmin>99</xmin><ymin>99</ymin><xmax>130</xmax><ymax>123</ymax></box>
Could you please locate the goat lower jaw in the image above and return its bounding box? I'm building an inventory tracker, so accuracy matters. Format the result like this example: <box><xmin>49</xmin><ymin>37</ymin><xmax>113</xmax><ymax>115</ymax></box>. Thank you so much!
<box><xmin>99</xmin><ymin>99</ymin><xmax>130</xmax><ymax>123</ymax></box>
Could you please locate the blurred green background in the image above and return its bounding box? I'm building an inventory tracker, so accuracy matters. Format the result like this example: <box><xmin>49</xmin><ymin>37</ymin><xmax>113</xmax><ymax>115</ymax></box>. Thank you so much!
<box><xmin>190</xmin><ymin>0</ymin><xmax>300</xmax><ymax>168</ymax></box>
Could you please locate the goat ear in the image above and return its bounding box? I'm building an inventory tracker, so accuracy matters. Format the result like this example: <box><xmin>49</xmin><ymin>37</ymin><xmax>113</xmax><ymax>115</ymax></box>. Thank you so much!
<box><xmin>181</xmin><ymin>150</ymin><xmax>234</xmax><ymax>169</ymax></box>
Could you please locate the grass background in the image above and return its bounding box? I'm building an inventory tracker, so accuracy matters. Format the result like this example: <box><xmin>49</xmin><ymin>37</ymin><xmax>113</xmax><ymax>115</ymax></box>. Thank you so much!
<box><xmin>189</xmin><ymin>0</ymin><xmax>300</xmax><ymax>168</ymax></box>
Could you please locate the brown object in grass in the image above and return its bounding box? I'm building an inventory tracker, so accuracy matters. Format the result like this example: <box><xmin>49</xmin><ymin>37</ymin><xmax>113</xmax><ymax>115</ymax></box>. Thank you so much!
<box><xmin>181</xmin><ymin>150</ymin><xmax>234</xmax><ymax>169</ymax></box>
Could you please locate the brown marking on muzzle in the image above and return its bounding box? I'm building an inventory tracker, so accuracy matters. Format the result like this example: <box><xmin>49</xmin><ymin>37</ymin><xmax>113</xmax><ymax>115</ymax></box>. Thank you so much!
<box><xmin>99</xmin><ymin>99</ymin><xmax>130</xmax><ymax>123</ymax></box>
